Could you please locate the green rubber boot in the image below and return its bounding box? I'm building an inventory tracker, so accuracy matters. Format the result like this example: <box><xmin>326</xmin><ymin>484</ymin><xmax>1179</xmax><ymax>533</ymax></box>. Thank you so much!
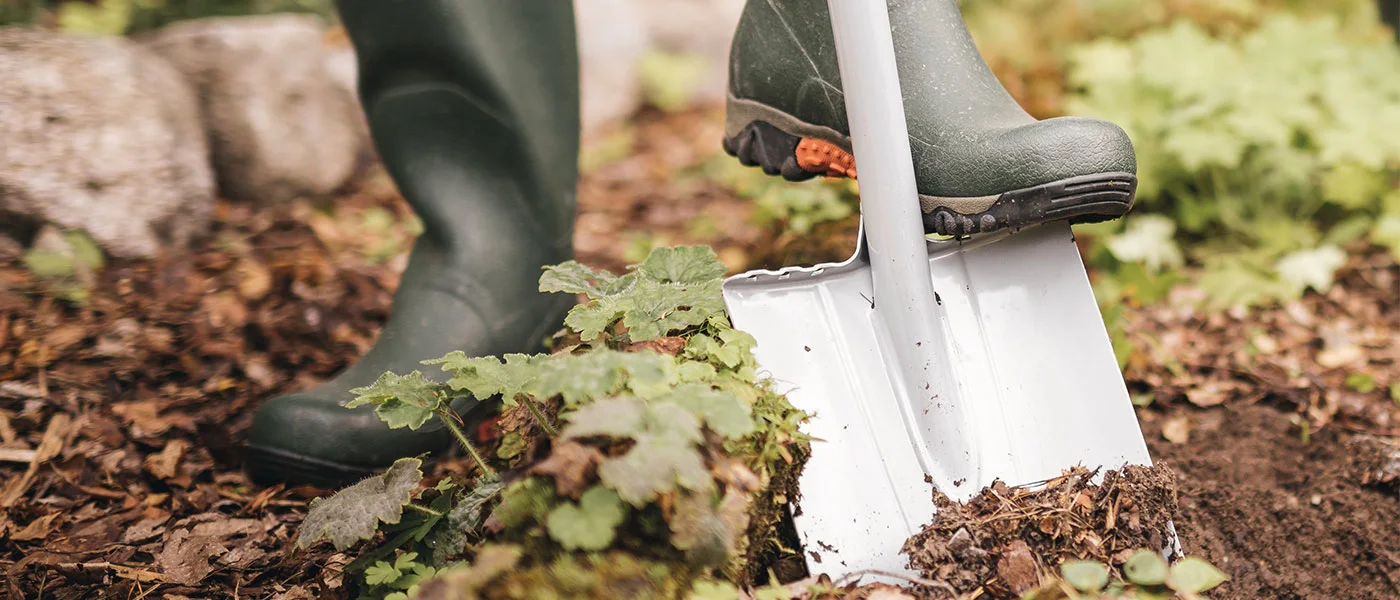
<box><xmin>246</xmin><ymin>0</ymin><xmax>580</xmax><ymax>487</ymax></box>
<box><xmin>723</xmin><ymin>0</ymin><xmax>1137</xmax><ymax>236</ymax></box>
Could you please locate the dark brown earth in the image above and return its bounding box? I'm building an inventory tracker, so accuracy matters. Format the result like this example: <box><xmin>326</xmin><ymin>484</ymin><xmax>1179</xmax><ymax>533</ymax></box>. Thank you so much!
<box><xmin>2</xmin><ymin>106</ymin><xmax>1398</xmax><ymax>599</ymax></box>
<box><xmin>1147</xmin><ymin>403</ymin><xmax>1400</xmax><ymax>600</ymax></box>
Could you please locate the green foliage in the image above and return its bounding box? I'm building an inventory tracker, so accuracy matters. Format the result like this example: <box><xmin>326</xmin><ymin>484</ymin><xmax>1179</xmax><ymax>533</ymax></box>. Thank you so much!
<box><xmin>22</xmin><ymin>228</ymin><xmax>105</xmax><ymax>305</ymax></box>
<box><xmin>638</xmin><ymin>51</ymin><xmax>710</xmax><ymax>113</ymax></box>
<box><xmin>347</xmin><ymin>371</ymin><xmax>444</xmax><ymax>430</ymax></box>
<box><xmin>697</xmin><ymin>154</ymin><xmax>857</xmax><ymax>235</ymax></box>
<box><xmin>1065</xmin><ymin>10</ymin><xmax>1400</xmax><ymax>311</ymax></box>
<box><xmin>539</xmin><ymin>246</ymin><xmax>728</xmax><ymax>342</ymax></box>
<box><xmin>2</xmin><ymin>0</ymin><xmax>338</xmax><ymax>35</ymax></box>
<box><xmin>1025</xmin><ymin>551</ymin><xmax>1229</xmax><ymax>599</ymax></box>
<box><xmin>545</xmin><ymin>486</ymin><xmax>628</xmax><ymax>551</ymax></box>
<box><xmin>298</xmin><ymin>245</ymin><xmax>812</xmax><ymax>599</ymax></box>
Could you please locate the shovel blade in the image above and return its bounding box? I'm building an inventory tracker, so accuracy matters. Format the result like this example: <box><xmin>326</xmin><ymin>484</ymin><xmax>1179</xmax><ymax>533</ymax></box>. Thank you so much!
<box><xmin>722</xmin><ymin>221</ymin><xmax>1152</xmax><ymax>577</ymax></box>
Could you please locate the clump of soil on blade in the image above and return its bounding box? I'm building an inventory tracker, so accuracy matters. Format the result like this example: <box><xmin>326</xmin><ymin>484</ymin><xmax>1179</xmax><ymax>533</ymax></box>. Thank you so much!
<box><xmin>901</xmin><ymin>465</ymin><xmax>1179</xmax><ymax>599</ymax></box>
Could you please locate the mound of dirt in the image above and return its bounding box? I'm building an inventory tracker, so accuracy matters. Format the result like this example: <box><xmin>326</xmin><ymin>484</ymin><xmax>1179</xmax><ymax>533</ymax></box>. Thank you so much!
<box><xmin>901</xmin><ymin>465</ymin><xmax>1179</xmax><ymax>598</ymax></box>
<box><xmin>1149</xmin><ymin>403</ymin><xmax>1400</xmax><ymax>600</ymax></box>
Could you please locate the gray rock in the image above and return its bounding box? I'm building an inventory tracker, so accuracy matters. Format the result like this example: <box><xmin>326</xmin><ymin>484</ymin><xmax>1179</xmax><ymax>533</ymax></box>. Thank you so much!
<box><xmin>137</xmin><ymin>14</ymin><xmax>368</xmax><ymax>204</ymax></box>
<box><xmin>0</xmin><ymin>27</ymin><xmax>215</xmax><ymax>259</ymax></box>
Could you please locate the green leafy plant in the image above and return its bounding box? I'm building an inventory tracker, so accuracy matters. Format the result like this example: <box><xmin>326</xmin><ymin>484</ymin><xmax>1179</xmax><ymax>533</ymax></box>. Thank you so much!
<box><xmin>1067</xmin><ymin>11</ymin><xmax>1400</xmax><ymax>311</ymax></box>
<box><xmin>22</xmin><ymin>227</ymin><xmax>105</xmax><ymax>305</ymax></box>
<box><xmin>1025</xmin><ymin>550</ymin><xmax>1229</xmax><ymax>599</ymax></box>
<box><xmin>295</xmin><ymin>245</ymin><xmax>812</xmax><ymax>599</ymax></box>
<box><xmin>697</xmin><ymin>154</ymin><xmax>857</xmax><ymax>236</ymax></box>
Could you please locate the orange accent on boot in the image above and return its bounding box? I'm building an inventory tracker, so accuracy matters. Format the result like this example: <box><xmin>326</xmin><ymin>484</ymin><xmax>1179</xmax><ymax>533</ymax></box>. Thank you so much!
<box><xmin>795</xmin><ymin>138</ymin><xmax>858</xmax><ymax>179</ymax></box>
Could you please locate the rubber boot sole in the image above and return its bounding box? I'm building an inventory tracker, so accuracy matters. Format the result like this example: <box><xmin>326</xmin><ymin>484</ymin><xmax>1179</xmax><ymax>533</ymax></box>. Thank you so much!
<box><xmin>722</xmin><ymin>104</ymin><xmax>1136</xmax><ymax>237</ymax></box>
<box><xmin>245</xmin><ymin>403</ymin><xmax>501</xmax><ymax>489</ymax></box>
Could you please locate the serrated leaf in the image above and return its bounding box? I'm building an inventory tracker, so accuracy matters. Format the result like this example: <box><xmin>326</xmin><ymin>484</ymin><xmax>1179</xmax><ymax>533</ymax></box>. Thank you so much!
<box><xmin>532</xmin><ymin>351</ymin><xmax>678</xmax><ymax>405</ymax></box>
<box><xmin>1060</xmin><ymin>560</ymin><xmax>1110</xmax><ymax>592</ymax></box>
<box><xmin>365</xmin><ymin>561</ymin><xmax>403</xmax><ymax>586</ymax></box>
<box><xmin>347</xmin><ymin>371</ymin><xmax>442</xmax><ymax>430</ymax></box>
<box><xmin>298</xmin><ymin>458</ymin><xmax>424</xmax><ymax>551</ymax></box>
<box><xmin>599</xmin><ymin>435</ymin><xmax>713</xmax><ymax>506</ymax></box>
<box><xmin>539</xmin><ymin>260</ymin><xmax>619</xmax><ymax>295</ymax></box>
<box><xmin>678</xmin><ymin>360</ymin><xmax>718</xmax><ymax>382</ymax></box>
<box><xmin>637</xmin><ymin>245</ymin><xmax>729</xmax><ymax>284</ymax></box>
<box><xmin>659</xmin><ymin>384</ymin><xmax>754</xmax><ymax>439</ymax></box>
<box><xmin>1276</xmin><ymin>245</ymin><xmax>1346</xmax><ymax>295</ymax></box>
<box><xmin>1123</xmin><ymin>550</ymin><xmax>1170</xmax><ymax>586</ymax></box>
<box><xmin>562</xmin><ymin>396</ymin><xmax>648</xmax><ymax>439</ymax></box>
<box><xmin>548</xmin><ymin>246</ymin><xmax>729</xmax><ymax>342</ymax></box>
<box><xmin>1168</xmin><ymin>557</ymin><xmax>1229</xmax><ymax>593</ymax></box>
<box><xmin>426</xmin><ymin>352</ymin><xmax>542</xmax><ymax>405</ymax></box>
<box><xmin>545</xmin><ymin>486</ymin><xmax>627</xmax><ymax>550</ymax></box>
<box><xmin>426</xmin><ymin>477</ymin><xmax>503</xmax><ymax>560</ymax></box>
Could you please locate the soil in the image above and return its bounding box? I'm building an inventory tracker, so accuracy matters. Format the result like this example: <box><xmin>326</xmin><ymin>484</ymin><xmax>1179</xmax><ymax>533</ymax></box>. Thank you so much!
<box><xmin>1146</xmin><ymin>403</ymin><xmax>1400</xmax><ymax>600</ymax></box>
<box><xmin>2</xmin><ymin>105</ymin><xmax>1398</xmax><ymax>599</ymax></box>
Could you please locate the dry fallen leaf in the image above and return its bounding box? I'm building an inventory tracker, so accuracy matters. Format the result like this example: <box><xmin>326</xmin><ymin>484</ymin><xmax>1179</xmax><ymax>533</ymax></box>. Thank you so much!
<box><xmin>12</xmin><ymin>512</ymin><xmax>61</xmax><ymax>541</ymax></box>
<box><xmin>529</xmin><ymin>440</ymin><xmax>606</xmax><ymax>498</ymax></box>
<box><xmin>144</xmin><ymin>439</ymin><xmax>187</xmax><ymax>480</ymax></box>
<box><xmin>1162</xmin><ymin>416</ymin><xmax>1192</xmax><ymax>445</ymax></box>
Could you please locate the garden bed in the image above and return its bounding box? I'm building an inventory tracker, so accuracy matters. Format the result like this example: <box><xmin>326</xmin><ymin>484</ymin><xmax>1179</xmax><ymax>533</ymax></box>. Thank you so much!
<box><xmin>2</xmin><ymin>108</ymin><xmax>1398</xmax><ymax>599</ymax></box>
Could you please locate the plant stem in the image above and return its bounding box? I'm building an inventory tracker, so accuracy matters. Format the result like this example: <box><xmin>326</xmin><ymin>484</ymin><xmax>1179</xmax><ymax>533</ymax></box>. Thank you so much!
<box><xmin>439</xmin><ymin>412</ymin><xmax>497</xmax><ymax>477</ymax></box>
<box><xmin>517</xmin><ymin>394</ymin><xmax>560</xmax><ymax>437</ymax></box>
<box><xmin>404</xmin><ymin>503</ymin><xmax>443</xmax><ymax>518</ymax></box>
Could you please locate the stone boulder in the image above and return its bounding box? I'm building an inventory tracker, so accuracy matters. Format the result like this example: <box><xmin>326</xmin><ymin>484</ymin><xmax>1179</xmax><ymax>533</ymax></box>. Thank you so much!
<box><xmin>0</xmin><ymin>27</ymin><xmax>215</xmax><ymax>259</ymax></box>
<box><xmin>137</xmin><ymin>14</ymin><xmax>368</xmax><ymax>205</ymax></box>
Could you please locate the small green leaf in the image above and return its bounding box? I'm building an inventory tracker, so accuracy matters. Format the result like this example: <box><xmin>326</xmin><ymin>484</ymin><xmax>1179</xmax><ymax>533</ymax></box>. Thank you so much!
<box><xmin>1346</xmin><ymin>373</ymin><xmax>1377</xmax><ymax>394</ymax></box>
<box><xmin>347</xmin><ymin>371</ymin><xmax>442</xmax><ymax>430</ymax></box>
<box><xmin>495</xmin><ymin>431</ymin><xmax>528</xmax><ymax>459</ymax></box>
<box><xmin>539</xmin><ymin>260</ymin><xmax>619</xmax><ymax>296</ymax></box>
<box><xmin>660</xmin><ymin>384</ymin><xmax>755</xmax><ymax>439</ymax></box>
<box><xmin>426</xmin><ymin>352</ymin><xmax>543</xmax><ymax>404</ymax></box>
<box><xmin>599</xmin><ymin>435</ymin><xmax>713</xmax><ymax>506</ymax></box>
<box><xmin>637</xmin><ymin>245</ymin><xmax>729</xmax><ymax>284</ymax></box>
<box><xmin>1167</xmin><ymin>557</ymin><xmax>1229</xmax><ymax>593</ymax></box>
<box><xmin>426</xmin><ymin>477</ymin><xmax>503</xmax><ymax>560</ymax></box>
<box><xmin>298</xmin><ymin>458</ymin><xmax>424</xmax><ymax>551</ymax></box>
<box><xmin>364</xmin><ymin>560</ymin><xmax>403</xmax><ymax>586</ymax></box>
<box><xmin>562</xmin><ymin>397</ymin><xmax>648</xmax><ymax>439</ymax></box>
<box><xmin>1061</xmin><ymin>560</ymin><xmax>1110</xmax><ymax>592</ymax></box>
<box><xmin>1123</xmin><ymin>550</ymin><xmax>1170</xmax><ymax>586</ymax></box>
<box><xmin>546</xmin><ymin>486</ymin><xmax>627</xmax><ymax>550</ymax></box>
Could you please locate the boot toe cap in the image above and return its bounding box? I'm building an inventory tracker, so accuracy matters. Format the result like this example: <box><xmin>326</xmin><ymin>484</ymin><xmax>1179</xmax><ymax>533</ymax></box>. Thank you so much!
<box><xmin>246</xmin><ymin>392</ymin><xmax>451</xmax><ymax>486</ymax></box>
<box><xmin>917</xmin><ymin>116</ymin><xmax>1137</xmax><ymax>199</ymax></box>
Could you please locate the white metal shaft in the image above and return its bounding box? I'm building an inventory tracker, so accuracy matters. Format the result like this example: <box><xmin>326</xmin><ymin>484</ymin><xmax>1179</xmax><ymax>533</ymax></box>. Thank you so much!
<box><xmin>826</xmin><ymin>0</ymin><xmax>979</xmax><ymax>487</ymax></box>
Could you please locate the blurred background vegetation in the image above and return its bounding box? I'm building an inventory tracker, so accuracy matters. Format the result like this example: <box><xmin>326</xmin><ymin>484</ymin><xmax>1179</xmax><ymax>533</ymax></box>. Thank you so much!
<box><xmin>3</xmin><ymin>0</ymin><xmax>1398</xmax><ymax>356</ymax></box>
<box><xmin>0</xmin><ymin>0</ymin><xmax>334</xmax><ymax>35</ymax></box>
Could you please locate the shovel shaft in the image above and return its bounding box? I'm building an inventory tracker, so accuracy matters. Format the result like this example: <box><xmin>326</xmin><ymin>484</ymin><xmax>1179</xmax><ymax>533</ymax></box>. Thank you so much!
<box><xmin>827</xmin><ymin>1</ymin><xmax>972</xmax><ymax>485</ymax></box>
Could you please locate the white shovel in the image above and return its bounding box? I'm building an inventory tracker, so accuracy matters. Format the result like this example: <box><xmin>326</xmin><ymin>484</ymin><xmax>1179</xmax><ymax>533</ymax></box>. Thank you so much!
<box><xmin>721</xmin><ymin>0</ymin><xmax>1160</xmax><ymax>580</ymax></box>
